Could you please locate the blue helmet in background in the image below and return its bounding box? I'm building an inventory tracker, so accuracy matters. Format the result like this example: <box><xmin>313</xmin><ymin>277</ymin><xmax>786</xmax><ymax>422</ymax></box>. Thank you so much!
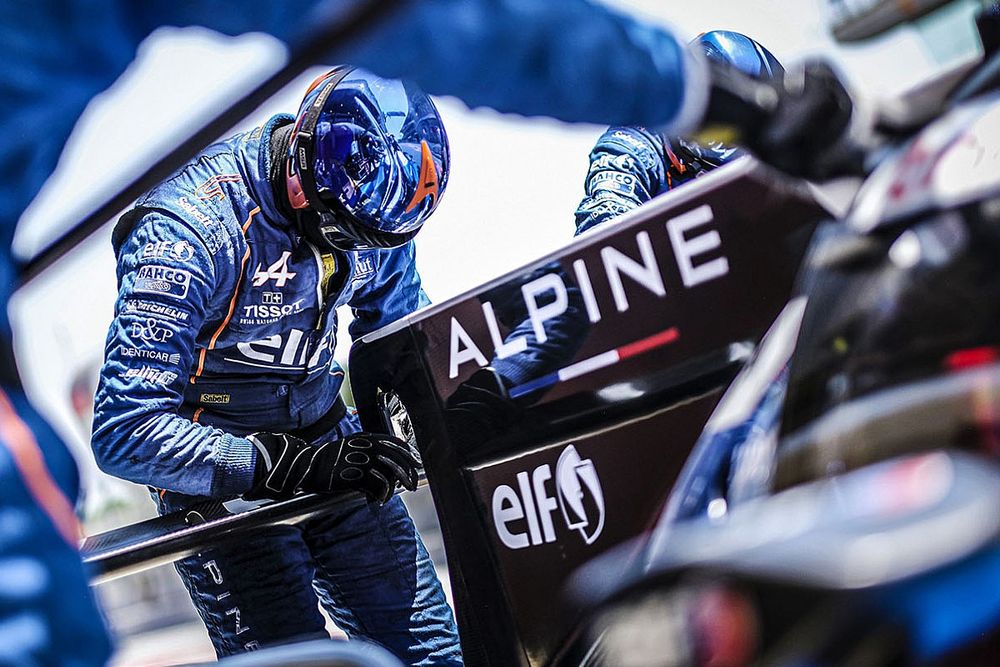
<box><xmin>287</xmin><ymin>67</ymin><xmax>450</xmax><ymax>251</ymax></box>
<box><xmin>699</xmin><ymin>30</ymin><xmax>785</xmax><ymax>82</ymax></box>
<box><xmin>675</xmin><ymin>31</ymin><xmax>785</xmax><ymax>168</ymax></box>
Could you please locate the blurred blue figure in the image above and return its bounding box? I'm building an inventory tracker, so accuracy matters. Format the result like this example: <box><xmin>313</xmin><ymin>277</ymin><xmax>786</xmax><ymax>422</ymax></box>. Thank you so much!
<box><xmin>574</xmin><ymin>31</ymin><xmax>785</xmax><ymax>234</ymax></box>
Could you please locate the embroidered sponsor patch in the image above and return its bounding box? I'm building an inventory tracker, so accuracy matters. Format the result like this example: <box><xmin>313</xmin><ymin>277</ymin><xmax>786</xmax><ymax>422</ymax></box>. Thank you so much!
<box><xmin>122</xmin><ymin>366</ymin><xmax>179</xmax><ymax>385</ymax></box>
<box><xmin>134</xmin><ymin>265</ymin><xmax>191</xmax><ymax>300</ymax></box>
<box><xmin>141</xmin><ymin>240</ymin><xmax>195</xmax><ymax>262</ymax></box>
<box><xmin>199</xmin><ymin>393</ymin><xmax>231</xmax><ymax>404</ymax></box>
<box><xmin>120</xmin><ymin>346</ymin><xmax>181</xmax><ymax>365</ymax></box>
<box><xmin>131</xmin><ymin>319</ymin><xmax>175</xmax><ymax>343</ymax></box>
<box><xmin>123</xmin><ymin>300</ymin><xmax>190</xmax><ymax>322</ymax></box>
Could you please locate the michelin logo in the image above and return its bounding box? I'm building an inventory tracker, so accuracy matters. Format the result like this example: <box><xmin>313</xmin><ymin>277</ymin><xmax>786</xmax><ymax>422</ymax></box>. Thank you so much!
<box><xmin>134</xmin><ymin>265</ymin><xmax>191</xmax><ymax>300</ymax></box>
<box><xmin>492</xmin><ymin>444</ymin><xmax>605</xmax><ymax>550</ymax></box>
<box><xmin>123</xmin><ymin>300</ymin><xmax>189</xmax><ymax>322</ymax></box>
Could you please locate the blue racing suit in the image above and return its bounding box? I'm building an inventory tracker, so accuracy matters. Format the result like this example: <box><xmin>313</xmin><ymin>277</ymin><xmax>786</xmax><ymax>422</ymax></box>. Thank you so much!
<box><xmin>91</xmin><ymin>115</ymin><xmax>460</xmax><ymax>663</ymax></box>
<box><xmin>574</xmin><ymin>127</ymin><xmax>707</xmax><ymax>235</ymax></box>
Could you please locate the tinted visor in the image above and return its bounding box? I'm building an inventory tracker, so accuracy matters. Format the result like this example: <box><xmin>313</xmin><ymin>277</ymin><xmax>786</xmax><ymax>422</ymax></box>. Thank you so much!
<box><xmin>307</xmin><ymin>69</ymin><xmax>449</xmax><ymax>235</ymax></box>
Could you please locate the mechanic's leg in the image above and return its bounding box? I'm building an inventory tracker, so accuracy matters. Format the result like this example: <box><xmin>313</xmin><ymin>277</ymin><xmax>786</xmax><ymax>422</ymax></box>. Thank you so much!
<box><xmin>159</xmin><ymin>493</ymin><xmax>330</xmax><ymax>657</ymax></box>
<box><xmin>305</xmin><ymin>495</ymin><xmax>463</xmax><ymax>666</ymax></box>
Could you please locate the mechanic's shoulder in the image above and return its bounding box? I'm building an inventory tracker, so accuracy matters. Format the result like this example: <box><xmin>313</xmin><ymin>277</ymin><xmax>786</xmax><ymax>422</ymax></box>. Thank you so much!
<box><xmin>119</xmin><ymin>149</ymin><xmax>254</xmax><ymax>253</ymax></box>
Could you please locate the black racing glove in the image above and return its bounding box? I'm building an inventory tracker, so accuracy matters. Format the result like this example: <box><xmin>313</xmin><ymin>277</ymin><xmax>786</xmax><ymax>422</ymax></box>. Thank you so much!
<box><xmin>244</xmin><ymin>431</ymin><xmax>419</xmax><ymax>504</ymax></box>
<box><xmin>697</xmin><ymin>58</ymin><xmax>863</xmax><ymax>180</ymax></box>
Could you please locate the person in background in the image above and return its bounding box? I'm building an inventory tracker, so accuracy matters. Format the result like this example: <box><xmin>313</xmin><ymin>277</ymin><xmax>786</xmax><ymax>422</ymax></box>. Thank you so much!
<box><xmin>92</xmin><ymin>68</ymin><xmax>461</xmax><ymax>663</ymax></box>
<box><xmin>2</xmin><ymin>3</ymin><xmax>853</xmax><ymax>664</ymax></box>
<box><xmin>575</xmin><ymin>30</ymin><xmax>786</xmax><ymax>235</ymax></box>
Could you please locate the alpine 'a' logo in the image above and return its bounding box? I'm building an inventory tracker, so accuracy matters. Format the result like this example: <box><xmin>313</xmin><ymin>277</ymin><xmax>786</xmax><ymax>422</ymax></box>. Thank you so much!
<box><xmin>491</xmin><ymin>444</ymin><xmax>606</xmax><ymax>550</ymax></box>
<box><xmin>556</xmin><ymin>445</ymin><xmax>605</xmax><ymax>545</ymax></box>
<box><xmin>252</xmin><ymin>251</ymin><xmax>297</xmax><ymax>287</ymax></box>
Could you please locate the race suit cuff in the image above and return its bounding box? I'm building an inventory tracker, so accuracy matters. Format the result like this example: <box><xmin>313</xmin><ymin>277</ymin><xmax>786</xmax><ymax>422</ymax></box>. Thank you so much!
<box><xmin>212</xmin><ymin>434</ymin><xmax>257</xmax><ymax>497</ymax></box>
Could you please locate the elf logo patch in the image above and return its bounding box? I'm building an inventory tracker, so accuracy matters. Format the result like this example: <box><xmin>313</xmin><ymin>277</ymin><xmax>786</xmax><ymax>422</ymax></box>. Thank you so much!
<box><xmin>491</xmin><ymin>445</ymin><xmax>605</xmax><ymax>550</ymax></box>
<box><xmin>252</xmin><ymin>251</ymin><xmax>297</xmax><ymax>287</ymax></box>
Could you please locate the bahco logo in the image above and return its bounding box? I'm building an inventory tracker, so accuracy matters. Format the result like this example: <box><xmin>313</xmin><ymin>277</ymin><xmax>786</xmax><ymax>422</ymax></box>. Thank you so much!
<box><xmin>492</xmin><ymin>445</ymin><xmax>605</xmax><ymax>550</ymax></box>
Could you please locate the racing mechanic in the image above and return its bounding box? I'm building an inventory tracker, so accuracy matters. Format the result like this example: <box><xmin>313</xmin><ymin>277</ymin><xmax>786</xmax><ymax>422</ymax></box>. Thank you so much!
<box><xmin>91</xmin><ymin>68</ymin><xmax>461</xmax><ymax>663</ymax></box>
<box><xmin>575</xmin><ymin>31</ymin><xmax>786</xmax><ymax>235</ymax></box>
<box><xmin>6</xmin><ymin>2</ymin><xmax>855</xmax><ymax>664</ymax></box>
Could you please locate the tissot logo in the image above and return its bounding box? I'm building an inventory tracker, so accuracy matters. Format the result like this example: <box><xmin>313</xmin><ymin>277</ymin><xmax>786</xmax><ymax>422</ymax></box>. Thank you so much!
<box><xmin>491</xmin><ymin>445</ymin><xmax>605</xmax><ymax>550</ymax></box>
<box><xmin>252</xmin><ymin>251</ymin><xmax>297</xmax><ymax>287</ymax></box>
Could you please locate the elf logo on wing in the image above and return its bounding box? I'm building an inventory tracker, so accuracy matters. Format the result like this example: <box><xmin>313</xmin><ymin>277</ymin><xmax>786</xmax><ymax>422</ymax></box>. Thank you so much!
<box><xmin>492</xmin><ymin>445</ymin><xmax>605</xmax><ymax>550</ymax></box>
<box><xmin>252</xmin><ymin>251</ymin><xmax>297</xmax><ymax>287</ymax></box>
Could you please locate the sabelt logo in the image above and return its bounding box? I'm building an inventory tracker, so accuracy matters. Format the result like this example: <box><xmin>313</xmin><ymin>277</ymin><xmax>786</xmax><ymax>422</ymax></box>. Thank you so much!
<box><xmin>200</xmin><ymin>393</ymin><xmax>231</xmax><ymax>405</ymax></box>
<box><xmin>134</xmin><ymin>265</ymin><xmax>191</xmax><ymax>300</ymax></box>
<box><xmin>492</xmin><ymin>445</ymin><xmax>605</xmax><ymax>550</ymax></box>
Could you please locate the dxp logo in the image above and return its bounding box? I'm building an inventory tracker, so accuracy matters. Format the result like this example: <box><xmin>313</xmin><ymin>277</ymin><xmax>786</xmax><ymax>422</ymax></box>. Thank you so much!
<box><xmin>492</xmin><ymin>445</ymin><xmax>605</xmax><ymax>550</ymax></box>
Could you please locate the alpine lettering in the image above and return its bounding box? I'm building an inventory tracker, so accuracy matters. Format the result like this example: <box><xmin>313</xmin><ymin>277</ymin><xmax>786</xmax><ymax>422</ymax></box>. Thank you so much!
<box><xmin>449</xmin><ymin>204</ymin><xmax>728</xmax><ymax>378</ymax></box>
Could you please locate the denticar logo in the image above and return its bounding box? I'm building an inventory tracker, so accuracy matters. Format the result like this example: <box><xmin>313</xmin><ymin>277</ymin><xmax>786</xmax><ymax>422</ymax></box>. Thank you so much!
<box><xmin>134</xmin><ymin>265</ymin><xmax>191</xmax><ymax>300</ymax></box>
<box><xmin>492</xmin><ymin>444</ymin><xmax>605</xmax><ymax>550</ymax></box>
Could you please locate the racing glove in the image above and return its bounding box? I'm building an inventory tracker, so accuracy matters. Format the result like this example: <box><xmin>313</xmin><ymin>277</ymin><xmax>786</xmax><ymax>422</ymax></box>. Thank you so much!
<box><xmin>244</xmin><ymin>431</ymin><xmax>419</xmax><ymax>503</ymax></box>
<box><xmin>696</xmin><ymin>58</ymin><xmax>863</xmax><ymax>179</ymax></box>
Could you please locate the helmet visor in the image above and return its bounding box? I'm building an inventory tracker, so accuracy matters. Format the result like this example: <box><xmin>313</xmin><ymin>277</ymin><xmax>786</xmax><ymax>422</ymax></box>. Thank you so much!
<box><xmin>310</xmin><ymin>69</ymin><xmax>449</xmax><ymax>235</ymax></box>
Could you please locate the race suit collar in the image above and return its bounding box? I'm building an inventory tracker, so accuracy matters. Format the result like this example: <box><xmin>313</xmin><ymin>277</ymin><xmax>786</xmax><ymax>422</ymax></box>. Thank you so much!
<box><xmin>258</xmin><ymin>113</ymin><xmax>296</xmax><ymax>226</ymax></box>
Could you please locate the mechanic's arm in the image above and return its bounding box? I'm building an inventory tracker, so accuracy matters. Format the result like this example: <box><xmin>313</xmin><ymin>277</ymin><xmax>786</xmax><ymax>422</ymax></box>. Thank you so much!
<box><xmin>347</xmin><ymin>241</ymin><xmax>429</xmax><ymax>340</ymax></box>
<box><xmin>135</xmin><ymin>0</ymin><xmax>695</xmax><ymax>129</ymax></box>
<box><xmin>574</xmin><ymin>127</ymin><xmax>668</xmax><ymax>235</ymax></box>
<box><xmin>343</xmin><ymin>0</ymin><xmax>698</xmax><ymax>129</ymax></box>
<box><xmin>91</xmin><ymin>215</ymin><xmax>256</xmax><ymax>498</ymax></box>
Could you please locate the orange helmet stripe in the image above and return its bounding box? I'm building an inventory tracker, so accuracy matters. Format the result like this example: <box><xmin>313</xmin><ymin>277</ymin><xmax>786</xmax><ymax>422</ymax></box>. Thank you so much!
<box><xmin>405</xmin><ymin>140</ymin><xmax>440</xmax><ymax>213</ymax></box>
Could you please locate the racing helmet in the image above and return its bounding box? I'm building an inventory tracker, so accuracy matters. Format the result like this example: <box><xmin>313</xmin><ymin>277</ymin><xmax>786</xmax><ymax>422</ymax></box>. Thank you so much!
<box><xmin>674</xmin><ymin>31</ymin><xmax>785</xmax><ymax>169</ymax></box>
<box><xmin>286</xmin><ymin>67</ymin><xmax>450</xmax><ymax>251</ymax></box>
